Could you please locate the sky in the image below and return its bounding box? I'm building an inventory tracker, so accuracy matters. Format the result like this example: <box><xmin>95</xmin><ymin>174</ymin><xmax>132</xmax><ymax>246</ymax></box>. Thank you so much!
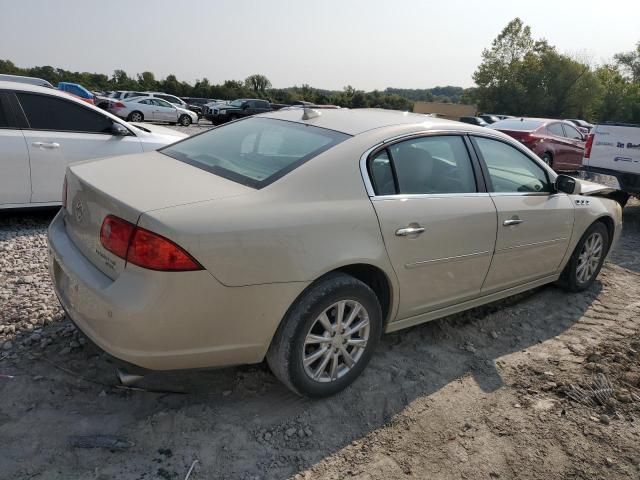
<box><xmin>1</xmin><ymin>0</ymin><xmax>638</xmax><ymax>91</ymax></box>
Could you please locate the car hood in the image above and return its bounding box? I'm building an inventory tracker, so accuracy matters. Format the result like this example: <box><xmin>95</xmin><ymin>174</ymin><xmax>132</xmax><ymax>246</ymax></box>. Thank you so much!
<box><xmin>176</xmin><ymin>106</ymin><xmax>197</xmax><ymax>117</ymax></box>
<box><xmin>578</xmin><ymin>179</ymin><xmax>619</xmax><ymax>196</ymax></box>
<box><xmin>130</xmin><ymin>122</ymin><xmax>188</xmax><ymax>139</ymax></box>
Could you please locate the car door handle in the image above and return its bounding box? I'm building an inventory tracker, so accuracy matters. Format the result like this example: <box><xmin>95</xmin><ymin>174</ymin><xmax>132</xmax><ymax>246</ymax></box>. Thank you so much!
<box><xmin>503</xmin><ymin>218</ymin><xmax>524</xmax><ymax>226</ymax></box>
<box><xmin>395</xmin><ymin>226</ymin><xmax>425</xmax><ymax>236</ymax></box>
<box><xmin>32</xmin><ymin>142</ymin><xmax>60</xmax><ymax>149</ymax></box>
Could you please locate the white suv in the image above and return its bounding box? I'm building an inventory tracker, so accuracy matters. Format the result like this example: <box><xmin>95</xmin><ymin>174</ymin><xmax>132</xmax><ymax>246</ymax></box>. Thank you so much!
<box><xmin>0</xmin><ymin>81</ymin><xmax>187</xmax><ymax>209</ymax></box>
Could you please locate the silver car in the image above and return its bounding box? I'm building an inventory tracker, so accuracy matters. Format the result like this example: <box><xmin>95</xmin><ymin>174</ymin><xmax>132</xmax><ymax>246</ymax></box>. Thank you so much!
<box><xmin>108</xmin><ymin>96</ymin><xmax>198</xmax><ymax>126</ymax></box>
<box><xmin>48</xmin><ymin>108</ymin><xmax>623</xmax><ymax>397</ymax></box>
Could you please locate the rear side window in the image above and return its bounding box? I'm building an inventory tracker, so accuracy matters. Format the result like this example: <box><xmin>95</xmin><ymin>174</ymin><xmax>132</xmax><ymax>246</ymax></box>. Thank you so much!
<box><xmin>383</xmin><ymin>136</ymin><xmax>477</xmax><ymax>195</ymax></box>
<box><xmin>161</xmin><ymin>117</ymin><xmax>350</xmax><ymax>188</ymax></box>
<box><xmin>17</xmin><ymin>93</ymin><xmax>113</xmax><ymax>134</ymax></box>
<box><xmin>369</xmin><ymin>150</ymin><xmax>395</xmax><ymax>195</ymax></box>
<box><xmin>0</xmin><ymin>95</ymin><xmax>9</xmax><ymax>128</ymax></box>
<box><xmin>547</xmin><ymin>123</ymin><xmax>564</xmax><ymax>136</ymax></box>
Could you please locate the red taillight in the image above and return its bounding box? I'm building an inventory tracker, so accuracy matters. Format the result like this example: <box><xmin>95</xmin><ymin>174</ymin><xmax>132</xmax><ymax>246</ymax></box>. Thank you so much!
<box><xmin>112</xmin><ymin>101</ymin><xmax>125</xmax><ymax>108</ymax></box>
<box><xmin>100</xmin><ymin>215</ymin><xmax>135</xmax><ymax>259</ymax></box>
<box><xmin>62</xmin><ymin>176</ymin><xmax>67</xmax><ymax>209</ymax></box>
<box><xmin>127</xmin><ymin>228</ymin><xmax>202</xmax><ymax>271</ymax></box>
<box><xmin>99</xmin><ymin>215</ymin><xmax>202</xmax><ymax>272</ymax></box>
<box><xmin>584</xmin><ymin>133</ymin><xmax>594</xmax><ymax>159</ymax></box>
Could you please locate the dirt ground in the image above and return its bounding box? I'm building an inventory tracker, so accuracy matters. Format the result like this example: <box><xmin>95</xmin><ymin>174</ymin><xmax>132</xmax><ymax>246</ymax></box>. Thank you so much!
<box><xmin>1</xmin><ymin>199</ymin><xmax>640</xmax><ymax>480</ymax></box>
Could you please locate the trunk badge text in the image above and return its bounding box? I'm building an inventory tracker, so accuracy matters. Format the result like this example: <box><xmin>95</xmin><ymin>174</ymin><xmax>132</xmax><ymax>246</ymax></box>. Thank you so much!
<box><xmin>74</xmin><ymin>200</ymin><xmax>84</xmax><ymax>223</ymax></box>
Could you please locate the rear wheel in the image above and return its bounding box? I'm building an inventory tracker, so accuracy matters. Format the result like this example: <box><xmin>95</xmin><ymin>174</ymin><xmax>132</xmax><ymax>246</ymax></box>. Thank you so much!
<box><xmin>179</xmin><ymin>114</ymin><xmax>192</xmax><ymax>126</ymax></box>
<box><xmin>541</xmin><ymin>152</ymin><xmax>553</xmax><ymax>168</ymax></box>
<box><xmin>558</xmin><ymin>222</ymin><xmax>609</xmax><ymax>292</ymax></box>
<box><xmin>267</xmin><ymin>273</ymin><xmax>382</xmax><ymax>398</ymax></box>
<box><xmin>128</xmin><ymin>111</ymin><xmax>143</xmax><ymax>123</ymax></box>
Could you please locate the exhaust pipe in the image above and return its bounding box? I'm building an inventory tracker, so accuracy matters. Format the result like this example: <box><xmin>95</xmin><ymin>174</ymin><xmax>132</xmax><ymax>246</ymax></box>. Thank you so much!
<box><xmin>116</xmin><ymin>368</ymin><xmax>145</xmax><ymax>386</ymax></box>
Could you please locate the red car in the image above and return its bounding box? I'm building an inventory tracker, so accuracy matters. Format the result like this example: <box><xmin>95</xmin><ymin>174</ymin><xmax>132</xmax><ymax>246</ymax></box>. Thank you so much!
<box><xmin>490</xmin><ymin>118</ymin><xmax>586</xmax><ymax>170</ymax></box>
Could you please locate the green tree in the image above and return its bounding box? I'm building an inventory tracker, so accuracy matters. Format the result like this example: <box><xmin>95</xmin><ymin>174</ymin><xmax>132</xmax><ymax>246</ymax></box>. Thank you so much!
<box><xmin>614</xmin><ymin>42</ymin><xmax>640</xmax><ymax>82</ymax></box>
<box><xmin>244</xmin><ymin>74</ymin><xmax>272</xmax><ymax>95</ymax></box>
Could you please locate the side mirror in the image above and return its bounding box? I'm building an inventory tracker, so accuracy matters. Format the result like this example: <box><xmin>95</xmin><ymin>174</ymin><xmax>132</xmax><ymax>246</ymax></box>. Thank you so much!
<box><xmin>555</xmin><ymin>174</ymin><xmax>580</xmax><ymax>195</ymax></box>
<box><xmin>111</xmin><ymin>122</ymin><xmax>129</xmax><ymax>136</ymax></box>
<box><xmin>242</xmin><ymin>103</ymin><xmax>249</xmax><ymax>109</ymax></box>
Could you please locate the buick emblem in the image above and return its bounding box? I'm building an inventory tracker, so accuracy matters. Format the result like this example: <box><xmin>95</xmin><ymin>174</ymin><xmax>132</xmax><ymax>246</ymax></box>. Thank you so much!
<box><xmin>74</xmin><ymin>200</ymin><xmax>84</xmax><ymax>222</ymax></box>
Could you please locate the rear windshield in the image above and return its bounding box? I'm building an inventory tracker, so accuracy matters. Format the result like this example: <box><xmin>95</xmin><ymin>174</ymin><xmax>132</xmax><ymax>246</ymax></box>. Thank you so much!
<box><xmin>491</xmin><ymin>119</ymin><xmax>543</xmax><ymax>131</ymax></box>
<box><xmin>161</xmin><ymin>117</ymin><xmax>350</xmax><ymax>188</ymax></box>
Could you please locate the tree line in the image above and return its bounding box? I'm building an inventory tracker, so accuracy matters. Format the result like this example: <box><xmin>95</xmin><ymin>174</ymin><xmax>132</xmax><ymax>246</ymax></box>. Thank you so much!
<box><xmin>1</xmin><ymin>20</ymin><xmax>637</xmax><ymax>122</ymax></box>
<box><xmin>471</xmin><ymin>18</ymin><xmax>639</xmax><ymax>123</ymax></box>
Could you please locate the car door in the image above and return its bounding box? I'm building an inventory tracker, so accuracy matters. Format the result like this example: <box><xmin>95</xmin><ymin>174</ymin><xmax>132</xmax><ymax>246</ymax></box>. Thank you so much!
<box><xmin>470</xmin><ymin>135</ymin><xmax>574</xmax><ymax>293</ymax></box>
<box><xmin>367</xmin><ymin>134</ymin><xmax>497</xmax><ymax>320</ymax></box>
<box><xmin>14</xmin><ymin>91</ymin><xmax>144</xmax><ymax>203</ymax></box>
<box><xmin>135</xmin><ymin>99</ymin><xmax>156</xmax><ymax>120</ymax></box>
<box><xmin>546</xmin><ymin>122</ymin><xmax>572</xmax><ymax>168</ymax></box>
<box><xmin>561</xmin><ymin>123</ymin><xmax>586</xmax><ymax>169</ymax></box>
<box><xmin>153</xmin><ymin>99</ymin><xmax>177</xmax><ymax>122</ymax></box>
<box><xmin>0</xmin><ymin>92</ymin><xmax>31</xmax><ymax>206</ymax></box>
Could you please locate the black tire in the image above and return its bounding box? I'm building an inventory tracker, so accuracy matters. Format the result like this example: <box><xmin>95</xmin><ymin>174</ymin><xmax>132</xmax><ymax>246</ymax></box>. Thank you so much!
<box><xmin>128</xmin><ymin>111</ymin><xmax>144</xmax><ymax>123</ymax></box>
<box><xmin>541</xmin><ymin>152</ymin><xmax>553</xmax><ymax>168</ymax></box>
<box><xmin>558</xmin><ymin>221</ymin><xmax>609</xmax><ymax>292</ymax></box>
<box><xmin>266</xmin><ymin>273</ymin><xmax>383</xmax><ymax>398</ymax></box>
<box><xmin>229</xmin><ymin>114</ymin><xmax>238</xmax><ymax>121</ymax></box>
<box><xmin>179</xmin><ymin>114</ymin><xmax>192</xmax><ymax>126</ymax></box>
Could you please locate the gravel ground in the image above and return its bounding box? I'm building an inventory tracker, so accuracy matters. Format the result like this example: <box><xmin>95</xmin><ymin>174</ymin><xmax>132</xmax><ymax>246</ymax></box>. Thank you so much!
<box><xmin>0</xmin><ymin>127</ymin><xmax>639</xmax><ymax>479</ymax></box>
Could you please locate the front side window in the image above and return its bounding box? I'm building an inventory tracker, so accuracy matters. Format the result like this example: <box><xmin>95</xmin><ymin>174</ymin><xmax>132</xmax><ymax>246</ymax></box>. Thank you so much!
<box><xmin>473</xmin><ymin>136</ymin><xmax>551</xmax><ymax>193</ymax></box>
<box><xmin>154</xmin><ymin>99</ymin><xmax>173</xmax><ymax>108</ymax></box>
<box><xmin>161</xmin><ymin>117</ymin><xmax>349</xmax><ymax>188</ymax></box>
<box><xmin>17</xmin><ymin>92</ymin><xmax>113</xmax><ymax>134</ymax></box>
<box><xmin>377</xmin><ymin>136</ymin><xmax>477</xmax><ymax>195</ymax></box>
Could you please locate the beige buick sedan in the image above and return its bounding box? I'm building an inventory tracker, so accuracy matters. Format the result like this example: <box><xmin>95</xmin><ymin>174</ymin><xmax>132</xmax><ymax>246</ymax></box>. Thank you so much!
<box><xmin>48</xmin><ymin>108</ymin><xmax>623</xmax><ymax>397</ymax></box>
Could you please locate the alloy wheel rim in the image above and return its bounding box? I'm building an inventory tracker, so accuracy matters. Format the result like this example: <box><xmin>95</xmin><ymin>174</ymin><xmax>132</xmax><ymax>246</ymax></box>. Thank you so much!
<box><xmin>576</xmin><ymin>232</ymin><xmax>603</xmax><ymax>283</ymax></box>
<box><xmin>132</xmin><ymin>113</ymin><xmax>141</xmax><ymax>122</ymax></box>
<box><xmin>302</xmin><ymin>300</ymin><xmax>370</xmax><ymax>383</ymax></box>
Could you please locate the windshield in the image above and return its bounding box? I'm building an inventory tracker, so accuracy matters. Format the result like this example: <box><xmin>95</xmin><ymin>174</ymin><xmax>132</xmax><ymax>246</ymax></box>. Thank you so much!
<box><xmin>491</xmin><ymin>119</ymin><xmax>544</xmax><ymax>131</ymax></box>
<box><xmin>229</xmin><ymin>99</ymin><xmax>244</xmax><ymax>107</ymax></box>
<box><xmin>161</xmin><ymin>117</ymin><xmax>350</xmax><ymax>188</ymax></box>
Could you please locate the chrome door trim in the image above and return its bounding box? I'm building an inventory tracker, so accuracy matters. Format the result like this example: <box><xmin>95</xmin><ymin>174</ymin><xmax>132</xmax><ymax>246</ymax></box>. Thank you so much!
<box><xmin>495</xmin><ymin>236</ymin><xmax>568</xmax><ymax>253</ymax></box>
<box><xmin>405</xmin><ymin>250</ymin><xmax>492</xmax><ymax>269</ymax></box>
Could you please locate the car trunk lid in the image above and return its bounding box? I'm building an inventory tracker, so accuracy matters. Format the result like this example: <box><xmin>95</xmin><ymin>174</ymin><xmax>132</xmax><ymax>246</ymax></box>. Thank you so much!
<box><xmin>64</xmin><ymin>151</ymin><xmax>251</xmax><ymax>279</ymax></box>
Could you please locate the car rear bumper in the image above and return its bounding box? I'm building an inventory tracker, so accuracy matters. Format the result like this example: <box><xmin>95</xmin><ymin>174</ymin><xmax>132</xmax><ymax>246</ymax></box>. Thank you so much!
<box><xmin>47</xmin><ymin>210</ymin><xmax>307</xmax><ymax>371</ymax></box>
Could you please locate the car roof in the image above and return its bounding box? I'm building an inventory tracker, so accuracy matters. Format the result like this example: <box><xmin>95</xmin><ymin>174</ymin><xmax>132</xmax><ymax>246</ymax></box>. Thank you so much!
<box><xmin>0</xmin><ymin>80</ymin><xmax>138</xmax><ymax>125</ymax></box>
<box><xmin>260</xmin><ymin>108</ymin><xmax>478</xmax><ymax>136</ymax></box>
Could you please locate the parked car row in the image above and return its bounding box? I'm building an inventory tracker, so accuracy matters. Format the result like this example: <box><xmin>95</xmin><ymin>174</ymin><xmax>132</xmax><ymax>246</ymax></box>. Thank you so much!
<box><xmin>107</xmin><ymin>96</ymin><xmax>198</xmax><ymax>126</ymax></box>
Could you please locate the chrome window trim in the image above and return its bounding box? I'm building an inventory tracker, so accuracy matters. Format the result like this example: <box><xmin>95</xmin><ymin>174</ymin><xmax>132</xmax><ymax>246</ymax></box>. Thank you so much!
<box><xmin>372</xmin><ymin>192</ymin><xmax>490</xmax><ymax>201</ymax></box>
<box><xmin>359</xmin><ymin>129</ymin><xmax>558</xmax><ymax>199</ymax></box>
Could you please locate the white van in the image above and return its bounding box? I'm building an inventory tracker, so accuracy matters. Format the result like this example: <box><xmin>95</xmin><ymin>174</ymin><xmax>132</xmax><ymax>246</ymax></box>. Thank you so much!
<box><xmin>582</xmin><ymin>123</ymin><xmax>640</xmax><ymax>197</ymax></box>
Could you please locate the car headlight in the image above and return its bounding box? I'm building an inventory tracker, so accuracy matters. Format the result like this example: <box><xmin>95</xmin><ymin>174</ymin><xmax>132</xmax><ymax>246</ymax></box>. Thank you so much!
<box><xmin>219</xmin><ymin>110</ymin><xmax>226</xmax><ymax>115</ymax></box>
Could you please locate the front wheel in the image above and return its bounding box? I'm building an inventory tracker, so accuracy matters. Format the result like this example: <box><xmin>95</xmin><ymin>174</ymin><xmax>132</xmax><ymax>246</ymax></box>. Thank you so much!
<box><xmin>267</xmin><ymin>273</ymin><xmax>382</xmax><ymax>397</ymax></box>
<box><xmin>128</xmin><ymin>111</ymin><xmax>143</xmax><ymax>123</ymax></box>
<box><xmin>558</xmin><ymin>222</ymin><xmax>609</xmax><ymax>292</ymax></box>
<box><xmin>179</xmin><ymin>114</ymin><xmax>192</xmax><ymax>126</ymax></box>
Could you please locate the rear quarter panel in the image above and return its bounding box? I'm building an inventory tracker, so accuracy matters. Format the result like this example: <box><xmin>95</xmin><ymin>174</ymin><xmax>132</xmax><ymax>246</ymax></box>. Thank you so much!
<box><xmin>139</xmin><ymin>133</ymin><xmax>400</xmax><ymax>288</ymax></box>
